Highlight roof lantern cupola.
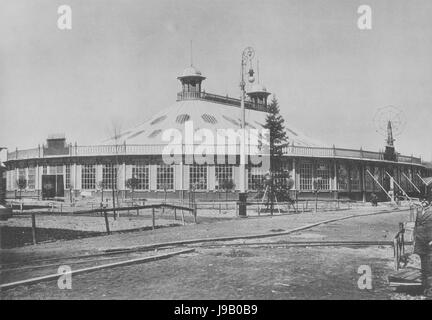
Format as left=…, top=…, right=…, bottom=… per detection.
left=246, top=60, right=271, bottom=108
left=177, top=41, right=206, bottom=100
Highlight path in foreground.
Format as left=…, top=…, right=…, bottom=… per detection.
left=2, top=207, right=419, bottom=299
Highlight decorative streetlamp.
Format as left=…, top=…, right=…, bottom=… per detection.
left=238, top=47, right=255, bottom=217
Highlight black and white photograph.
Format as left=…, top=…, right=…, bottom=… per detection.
left=1, top=0, right=432, bottom=307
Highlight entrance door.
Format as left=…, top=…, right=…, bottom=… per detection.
left=42, top=175, right=65, bottom=199
left=42, top=175, right=56, bottom=199
left=56, top=175, right=64, bottom=197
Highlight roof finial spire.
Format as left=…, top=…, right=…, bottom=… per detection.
left=386, top=120, right=395, bottom=147
left=257, top=59, right=260, bottom=83
left=190, top=40, right=193, bottom=67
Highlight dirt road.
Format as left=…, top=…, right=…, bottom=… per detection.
left=1, top=207, right=424, bottom=299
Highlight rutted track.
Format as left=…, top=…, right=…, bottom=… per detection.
left=0, top=248, right=195, bottom=290
left=0, top=208, right=408, bottom=291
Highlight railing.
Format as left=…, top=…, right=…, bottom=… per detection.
left=176, top=91, right=268, bottom=112
left=398, top=155, right=416, bottom=163
left=7, top=144, right=423, bottom=165
left=362, top=150, right=383, bottom=160
left=7, top=148, right=40, bottom=160
left=283, top=146, right=334, bottom=157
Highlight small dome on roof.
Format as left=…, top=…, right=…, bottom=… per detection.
left=248, top=83, right=267, bottom=93
left=178, top=65, right=205, bottom=79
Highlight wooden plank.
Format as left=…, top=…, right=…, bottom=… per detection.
left=0, top=248, right=195, bottom=290
left=404, top=270, right=422, bottom=281
left=388, top=268, right=414, bottom=278
left=388, top=268, right=422, bottom=283
left=393, top=268, right=418, bottom=278
left=389, top=282, right=422, bottom=287
left=70, top=203, right=194, bottom=215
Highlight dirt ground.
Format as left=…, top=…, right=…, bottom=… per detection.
left=1, top=246, right=396, bottom=300
left=0, top=206, right=428, bottom=300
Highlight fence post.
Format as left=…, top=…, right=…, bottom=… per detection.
left=393, top=238, right=399, bottom=271
left=181, top=208, right=185, bottom=226
left=104, top=209, right=110, bottom=235
left=152, top=207, right=155, bottom=230
left=193, top=203, right=197, bottom=224
left=174, top=208, right=177, bottom=220
left=31, top=212, right=37, bottom=245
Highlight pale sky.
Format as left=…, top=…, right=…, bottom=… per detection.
left=1, top=0, right=432, bottom=162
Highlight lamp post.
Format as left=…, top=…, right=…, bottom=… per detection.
left=264, top=172, right=273, bottom=215
left=238, top=47, right=255, bottom=217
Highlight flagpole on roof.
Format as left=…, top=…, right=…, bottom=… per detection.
left=190, top=40, right=193, bottom=66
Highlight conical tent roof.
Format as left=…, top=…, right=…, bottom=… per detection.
left=103, top=99, right=326, bottom=147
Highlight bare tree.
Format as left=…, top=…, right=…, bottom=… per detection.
left=16, top=177, right=27, bottom=199
left=97, top=179, right=109, bottom=203
left=69, top=182, right=74, bottom=203
left=220, top=179, right=235, bottom=210
left=106, top=120, right=123, bottom=219
left=126, top=177, right=139, bottom=203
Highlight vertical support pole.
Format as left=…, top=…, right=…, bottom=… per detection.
left=394, top=237, right=399, bottom=271
left=238, top=51, right=248, bottom=218
left=193, top=203, right=197, bottom=224
left=315, top=193, right=318, bottom=213
left=361, top=164, right=366, bottom=203
left=174, top=207, right=177, bottom=220
left=104, top=210, right=110, bottom=235
left=181, top=209, right=185, bottom=225
left=152, top=207, right=155, bottom=230
left=333, top=160, right=338, bottom=200
left=292, top=158, right=297, bottom=191
left=31, top=212, right=37, bottom=245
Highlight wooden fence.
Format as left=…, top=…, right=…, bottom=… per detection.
left=24, top=203, right=196, bottom=245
